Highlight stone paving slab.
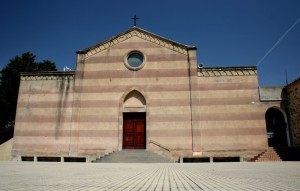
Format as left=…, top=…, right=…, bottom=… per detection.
left=0, top=162, right=299, bottom=190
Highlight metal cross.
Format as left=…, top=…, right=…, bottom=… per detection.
left=131, top=15, right=139, bottom=26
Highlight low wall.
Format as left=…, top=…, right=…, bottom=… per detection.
left=0, top=138, right=13, bottom=161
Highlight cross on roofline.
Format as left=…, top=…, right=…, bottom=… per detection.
left=131, top=15, right=139, bottom=27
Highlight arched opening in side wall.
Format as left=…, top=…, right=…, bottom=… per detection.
left=265, top=107, right=290, bottom=147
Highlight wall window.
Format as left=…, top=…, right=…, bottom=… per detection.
left=125, top=51, right=145, bottom=70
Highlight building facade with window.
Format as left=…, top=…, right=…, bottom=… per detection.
left=12, top=27, right=295, bottom=162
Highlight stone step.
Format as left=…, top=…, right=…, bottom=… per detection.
left=251, top=147, right=300, bottom=162
left=92, top=149, right=173, bottom=163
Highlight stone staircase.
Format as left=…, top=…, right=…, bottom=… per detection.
left=250, top=147, right=300, bottom=162
left=92, top=149, right=174, bottom=163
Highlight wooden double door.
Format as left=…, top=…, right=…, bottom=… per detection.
left=123, top=112, right=146, bottom=149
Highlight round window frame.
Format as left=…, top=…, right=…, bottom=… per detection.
left=124, top=51, right=146, bottom=71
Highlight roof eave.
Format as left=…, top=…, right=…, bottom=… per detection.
left=76, top=26, right=196, bottom=54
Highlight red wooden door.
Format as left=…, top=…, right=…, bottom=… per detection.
left=123, top=113, right=146, bottom=149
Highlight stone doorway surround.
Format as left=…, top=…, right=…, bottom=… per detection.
left=118, top=89, right=147, bottom=150
left=265, top=107, right=291, bottom=147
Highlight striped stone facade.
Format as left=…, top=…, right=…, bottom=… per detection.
left=193, top=67, right=267, bottom=157
left=12, top=27, right=268, bottom=161
left=13, top=72, right=75, bottom=157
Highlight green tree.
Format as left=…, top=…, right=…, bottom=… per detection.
left=0, top=52, right=57, bottom=144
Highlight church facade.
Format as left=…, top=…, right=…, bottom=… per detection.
left=12, top=27, right=291, bottom=162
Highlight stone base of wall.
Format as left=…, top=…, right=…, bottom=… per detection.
left=190, top=150, right=265, bottom=162
left=0, top=138, right=13, bottom=161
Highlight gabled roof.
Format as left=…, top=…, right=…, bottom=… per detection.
left=76, top=27, right=196, bottom=57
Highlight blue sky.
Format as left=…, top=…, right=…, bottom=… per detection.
left=0, top=0, right=299, bottom=86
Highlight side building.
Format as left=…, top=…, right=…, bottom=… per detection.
left=285, top=78, right=300, bottom=147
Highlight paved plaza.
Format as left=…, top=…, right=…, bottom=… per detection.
left=0, top=161, right=299, bottom=191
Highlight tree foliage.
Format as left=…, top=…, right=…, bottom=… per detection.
left=0, top=52, right=57, bottom=144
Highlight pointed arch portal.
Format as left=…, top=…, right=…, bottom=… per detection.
left=265, top=108, right=289, bottom=147
left=122, top=90, right=146, bottom=149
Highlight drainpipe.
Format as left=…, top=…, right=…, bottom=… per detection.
left=187, top=49, right=194, bottom=152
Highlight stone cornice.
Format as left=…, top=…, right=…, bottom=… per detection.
left=76, top=27, right=196, bottom=58
left=21, top=71, right=75, bottom=81
left=198, top=66, right=257, bottom=77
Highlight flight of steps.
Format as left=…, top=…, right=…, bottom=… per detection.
left=250, top=147, right=300, bottom=162
left=92, top=149, right=174, bottom=163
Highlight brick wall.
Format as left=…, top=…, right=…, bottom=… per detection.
left=286, top=79, right=300, bottom=147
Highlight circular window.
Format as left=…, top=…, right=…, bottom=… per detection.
left=125, top=51, right=145, bottom=70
